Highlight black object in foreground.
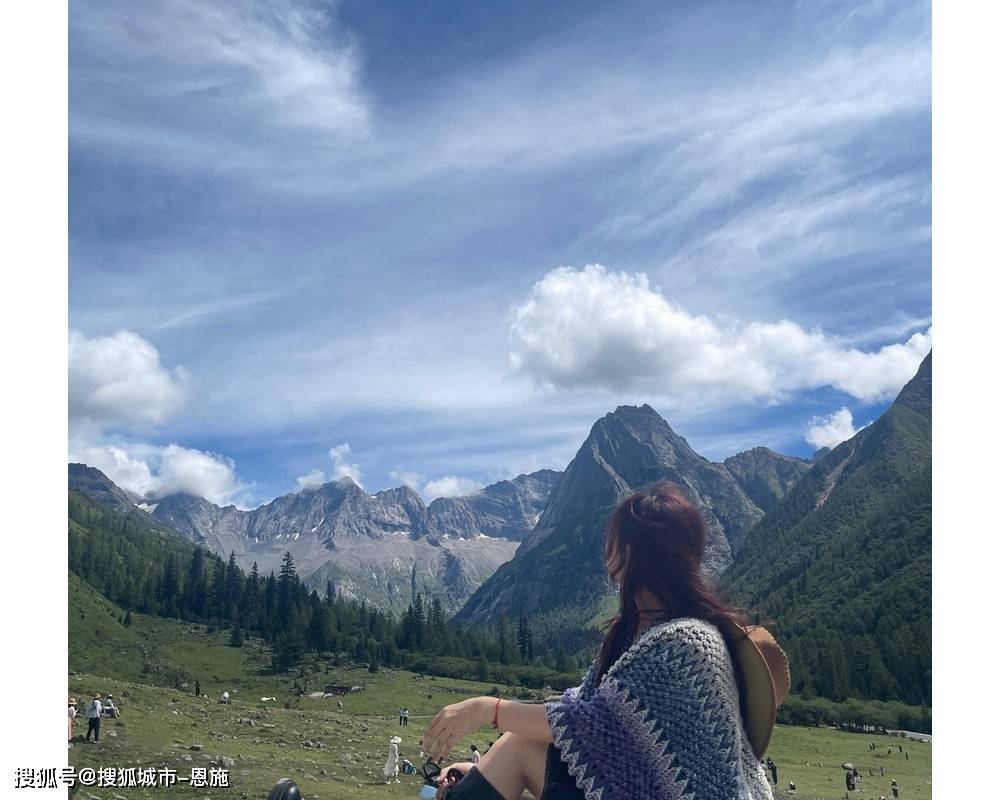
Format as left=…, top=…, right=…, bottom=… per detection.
left=267, top=778, right=301, bottom=800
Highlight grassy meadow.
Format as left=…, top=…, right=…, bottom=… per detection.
left=69, top=579, right=931, bottom=800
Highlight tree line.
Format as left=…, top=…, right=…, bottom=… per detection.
left=68, top=491, right=585, bottom=688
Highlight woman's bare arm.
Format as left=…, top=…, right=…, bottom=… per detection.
left=422, top=697, right=553, bottom=762
left=493, top=698, right=553, bottom=743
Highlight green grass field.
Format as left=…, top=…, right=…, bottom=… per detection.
left=69, top=578, right=931, bottom=799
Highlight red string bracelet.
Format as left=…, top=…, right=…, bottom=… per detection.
left=492, top=697, right=503, bottom=730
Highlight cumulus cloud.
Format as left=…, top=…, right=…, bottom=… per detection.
left=295, top=443, right=364, bottom=491
left=70, top=329, right=188, bottom=431
left=509, top=265, right=931, bottom=403
left=805, top=408, right=861, bottom=450
left=70, top=441, right=250, bottom=507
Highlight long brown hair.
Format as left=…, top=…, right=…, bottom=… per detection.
left=594, top=481, right=745, bottom=681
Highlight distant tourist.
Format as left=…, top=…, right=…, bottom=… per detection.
left=195, top=680, right=200, bottom=697
left=337, top=699, right=344, bottom=712
left=104, top=694, right=119, bottom=718
left=881, top=766, right=885, bottom=777
left=470, top=745, right=481, bottom=765
left=891, top=778, right=899, bottom=798
left=402, top=707, right=410, bottom=726
left=788, top=781, right=796, bottom=792
left=420, top=483, right=790, bottom=800
left=383, top=735, right=402, bottom=784
left=68, top=697, right=77, bottom=746
left=766, top=756, right=778, bottom=784
left=905, top=751, right=908, bottom=760
left=399, top=707, right=405, bottom=726
left=846, top=771, right=856, bottom=791
left=219, top=691, right=230, bottom=704
left=85, top=694, right=102, bottom=742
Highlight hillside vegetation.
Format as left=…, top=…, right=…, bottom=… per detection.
left=723, top=355, right=931, bottom=707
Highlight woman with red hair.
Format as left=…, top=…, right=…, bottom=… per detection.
left=424, top=481, right=789, bottom=800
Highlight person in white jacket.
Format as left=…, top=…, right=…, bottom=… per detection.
left=68, top=698, right=77, bottom=747
left=383, top=735, right=402, bottom=784
left=85, top=695, right=102, bottom=742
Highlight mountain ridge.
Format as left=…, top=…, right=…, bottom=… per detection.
left=68, top=465, right=561, bottom=615
left=454, top=403, right=774, bottom=627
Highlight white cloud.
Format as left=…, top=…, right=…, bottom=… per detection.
left=295, top=442, right=364, bottom=491
left=805, top=408, right=860, bottom=451
left=70, top=441, right=250, bottom=507
left=509, top=265, right=931, bottom=403
left=71, top=0, right=369, bottom=176
left=294, top=469, right=327, bottom=492
left=328, top=443, right=363, bottom=484
left=69, top=329, right=188, bottom=431
left=388, top=469, right=483, bottom=502
left=422, top=476, right=484, bottom=502
left=389, top=470, right=426, bottom=490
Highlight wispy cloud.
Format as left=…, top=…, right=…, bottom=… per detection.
left=71, top=0, right=369, bottom=173
left=69, top=1, right=930, bottom=501
left=294, top=443, right=363, bottom=491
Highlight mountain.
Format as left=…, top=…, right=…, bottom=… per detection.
left=68, top=466, right=561, bottom=615
left=67, top=463, right=188, bottom=536
left=722, top=352, right=931, bottom=706
left=722, top=447, right=813, bottom=513
left=425, top=470, right=561, bottom=540
left=454, top=404, right=767, bottom=627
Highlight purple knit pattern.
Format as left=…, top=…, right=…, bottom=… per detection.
left=545, top=618, right=774, bottom=800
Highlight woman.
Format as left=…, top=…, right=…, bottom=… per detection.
left=423, top=481, right=789, bottom=800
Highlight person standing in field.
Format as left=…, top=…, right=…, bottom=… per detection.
left=85, top=694, right=102, bottom=742
left=890, top=778, right=899, bottom=798
left=68, top=697, right=77, bottom=746
left=403, top=707, right=410, bottom=726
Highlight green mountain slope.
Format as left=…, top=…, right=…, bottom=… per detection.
left=722, top=353, right=931, bottom=706
left=69, top=570, right=262, bottom=690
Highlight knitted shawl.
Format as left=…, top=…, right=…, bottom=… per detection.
left=545, top=617, right=774, bottom=800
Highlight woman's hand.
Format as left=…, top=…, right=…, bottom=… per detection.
left=422, top=697, right=492, bottom=762
left=436, top=762, right=474, bottom=784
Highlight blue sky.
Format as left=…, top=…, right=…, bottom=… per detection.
left=68, top=0, right=931, bottom=508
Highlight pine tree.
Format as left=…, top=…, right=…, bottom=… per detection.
left=158, top=554, right=180, bottom=615
left=498, top=612, right=511, bottom=664
left=412, top=593, right=426, bottom=650
left=123, top=609, right=133, bottom=627
left=306, top=593, right=329, bottom=653
left=277, top=551, right=298, bottom=628
left=230, top=624, right=244, bottom=648
left=185, top=549, right=209, bottom=618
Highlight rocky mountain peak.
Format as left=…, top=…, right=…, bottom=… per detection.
left=455, top=404, right=764, bottom=626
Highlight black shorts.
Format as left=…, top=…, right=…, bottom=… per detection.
left=541, top=745, right=586, bottom=800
